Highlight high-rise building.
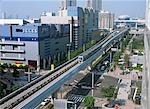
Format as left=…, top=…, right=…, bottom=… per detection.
left=86, top=0, right=102, bottom=11
left=98, top=11, right=114, bottom=30
left=142, top=0, right=150, bottom=109
left=61, top=0, right=77, bottom=9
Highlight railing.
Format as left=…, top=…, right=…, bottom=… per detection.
left=0, top=49, right=25, bottom=53
left=0, top=56, right=25, bottom=61
left=0, top=42, right=25, bottom=46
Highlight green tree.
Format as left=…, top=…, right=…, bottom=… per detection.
left=12, top=69, right=19, bottom=77
left=101, top=86, right=116, bottom=100
left=113, top=51, right=121, bottom=64
left=0, top=67, right=4, bottom=73
left=84, top=96, right=95, bottom=109
left=124, top=54, right=129, bottom=68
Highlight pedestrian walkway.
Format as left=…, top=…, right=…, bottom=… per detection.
left=117, top=79, right=131, bottom=100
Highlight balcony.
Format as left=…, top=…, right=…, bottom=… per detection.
left=0, top=56, right=25, bottom=61
left=0, top=49, right=25, bottom=53
left=0, top=42, right=25, bottom=46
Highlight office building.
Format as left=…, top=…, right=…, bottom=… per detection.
left=86, top=0, right=102, bottom=11
left=98, top=11, right=114, bottom=30
left=142, top=0, right=150, bottom=109
left=0, top=24, right=69, bottom=71
left=61, top=0, right=77, bottom=9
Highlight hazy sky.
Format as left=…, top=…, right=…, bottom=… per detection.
left=0, top=0, right=146, bottom=19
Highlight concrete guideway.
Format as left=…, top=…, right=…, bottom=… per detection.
left=0, top=29, right=129, bottom=109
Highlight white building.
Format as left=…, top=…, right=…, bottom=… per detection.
left=98, top=11, right=114, bottom=30
left=86, top=0, right=102, bottom=11
left=0, top=19, right=26, bottom=25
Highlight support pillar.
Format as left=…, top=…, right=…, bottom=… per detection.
left=91, top=72, right=94, bottom=97
left=37, top=56, right=40, bottom=72
left=110, top=51, right=112, bottom=67
left=135, top=22, right=138, bottom=29
left=110, top=51, right=112, bottom=63
left=28, top=73, right=31, bottom=83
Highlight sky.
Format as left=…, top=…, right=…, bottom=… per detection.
left=0, top=0, right=146, bottom=19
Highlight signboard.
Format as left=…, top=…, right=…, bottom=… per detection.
left=51, top=64, right=55, bottom=71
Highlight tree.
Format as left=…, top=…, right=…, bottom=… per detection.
left=124, top=54, right=129, bottom=68
left=101, top=86, right=116, bottom=101
left=0, top=67, right=4, bottom=73
left=113, top=51, right=121, bottom=64
left=12, top=69, right=19, bottom=77
left=84, top=96, right=95, bottom=109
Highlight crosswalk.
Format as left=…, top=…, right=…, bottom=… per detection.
left=67, top=94, right=85, bottom=103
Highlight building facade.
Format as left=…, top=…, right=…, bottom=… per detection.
left=61, top=0, right=77, bottom=9
left=86, top=0, right=102, bottom=11
left=98, top=11, right=114, bottom=30
left=0, top=24, right=69, bottom=71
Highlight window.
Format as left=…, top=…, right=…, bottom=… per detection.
left=55, top=48, right=59, bottom=51
left=13, top=45, right=18, bottom=50
left=16, top=29, right=23, bottom=32
left=55, top=42, right=59, bottom=44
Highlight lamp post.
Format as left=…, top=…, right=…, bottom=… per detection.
left=67, top=43, right=71, bottom=61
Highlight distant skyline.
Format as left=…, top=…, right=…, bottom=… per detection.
left=0, top=0, right=146, bottom=19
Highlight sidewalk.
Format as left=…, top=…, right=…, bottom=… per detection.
left=117, top=79, right=131, bottom=100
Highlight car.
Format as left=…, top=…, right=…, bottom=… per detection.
left=44, top=98, right=51, bottom=102
left=100, top=66, right=106, bottom=71
left=41, top=98, right=51, bottom=106
left=41, top=101, right=47, bottom=106
left=78, top=55, right=84, bottom=62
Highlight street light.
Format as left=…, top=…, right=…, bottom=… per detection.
left=67, top=43, right=71, bottom=61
